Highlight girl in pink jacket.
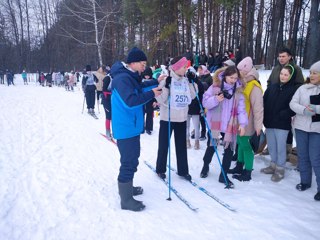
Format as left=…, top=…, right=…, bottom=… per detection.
left=200, top=66, right=248, bottom=188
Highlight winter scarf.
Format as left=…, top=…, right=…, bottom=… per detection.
left=210, top=84, right=240, bottom=151
left=243, top=80, right=263, bottom=116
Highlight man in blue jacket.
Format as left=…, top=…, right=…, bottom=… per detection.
left=111, top=47, right=162, bottom=211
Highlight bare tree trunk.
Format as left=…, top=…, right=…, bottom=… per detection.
left=25, top=0, right=31, bottom=70
left=195, top=1, right=200, bottom=53
left=299, top=2, right=308, bottom=66
left=240, top=0, right=247, bottom=56
left=220, top=7, right=225, bottom=52
left=199, top=0, right=205, bottom=51
left=206, top=0, right=212, bottom=53
left=246, top=0, right=255, bottom=59
left=266, top=0, right=285, bottom=68
left=16, top=0, right=24, bottom=69
left=303, top=0, right=320, bottom=67
left=212, top=2, right=219, bottom=53
left=255, top=0, right=264, bottom=64
left=276, top=1, right=285, bottom=58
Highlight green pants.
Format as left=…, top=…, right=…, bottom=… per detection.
left=237, top=135, right=254, bottom=170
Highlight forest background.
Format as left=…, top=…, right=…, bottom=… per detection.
left=0, top=0, right=319, bottom=73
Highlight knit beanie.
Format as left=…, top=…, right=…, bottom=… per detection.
left=237, top=56, right=253, bottom=74
left=127, top=47, right=147, bottom=64
left=310, top=61, right=320, bottom=73
left=86, top=65, right=91, bottom=71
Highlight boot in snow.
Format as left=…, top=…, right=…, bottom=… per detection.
left=199, top=131, right=206, bottom=141
left=218, top=174, right=234, bottom=189
left=260, top=162, right=276, bottom=174
left=200, top=163, right=209, bottom=178
left=228, top=161, right=244, bottom=174
left=296, top=183, right=311, bottom=191
left=271, top=167, right=285, bottom=182
left=118, top=181, right=145, bottom=211
left=233, top=169, right=252, bottom=182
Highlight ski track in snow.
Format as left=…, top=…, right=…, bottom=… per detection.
left=0, top=72, right=320, bottom=240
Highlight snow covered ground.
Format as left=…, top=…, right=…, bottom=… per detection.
left=0, top=70, right=319, bottom=240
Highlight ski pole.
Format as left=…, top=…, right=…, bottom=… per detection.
left=167, top=92, right=172, bottom=201
left=190, top=79, right=230, bottom=188
left=82, top=94, right=86, bottom=114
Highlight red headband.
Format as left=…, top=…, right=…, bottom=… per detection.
left=171, top=57, right=188, bottom=71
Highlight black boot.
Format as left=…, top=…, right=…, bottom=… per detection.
left=118, top=181, right=145, bottom=211
left=232, top=169, right=252, bottom=182
left=218, top=174, right=234, bottom=189
left=200, top=146, right=214, bottom=178
left=199, top=131, right=206, bottom=141
left=228, top=161, right=244, bottom=174
left=200, top=163, right=209, bottom=178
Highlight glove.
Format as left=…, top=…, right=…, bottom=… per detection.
left=165, top=76, right=171, bottom=89
left=303, top=108, right=316, bottom=116
left=186, top=70, right=196, bottom=83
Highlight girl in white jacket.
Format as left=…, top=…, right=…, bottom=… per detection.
left=155, top=56, right=197, bottom=181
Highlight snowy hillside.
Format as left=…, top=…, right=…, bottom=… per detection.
left=0, top=70, right=319, bottom=240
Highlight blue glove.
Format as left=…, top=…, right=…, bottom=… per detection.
left=303, top=108, right=316, bottom=116
left=186, top=70, right=196, bottom=83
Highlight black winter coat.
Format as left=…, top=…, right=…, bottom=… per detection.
left=263, top=80, right=300, bottom=130
left=199, top=54, right=208, bottom=65
left=188, top=78, right=204, bottom=115
left=199, top=73, right=212, bottom=91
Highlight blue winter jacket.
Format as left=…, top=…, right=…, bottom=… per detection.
left=111, top=61, right=158, bottom=139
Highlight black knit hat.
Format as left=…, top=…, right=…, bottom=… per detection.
left=86, top=65, right=91, bottom=71
left=127, top=47, right=147, bottom=64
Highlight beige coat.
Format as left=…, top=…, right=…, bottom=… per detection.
left=93, top=71, right=105, bottom=91
left=242, top=68, right=264, bottom=136
left=156, top=70, right=197, bottom=122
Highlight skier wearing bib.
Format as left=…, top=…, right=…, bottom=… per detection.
left=155, top=56, right=197, bottom=181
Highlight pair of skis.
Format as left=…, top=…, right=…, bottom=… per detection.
left=144, top=161, right=236, bottom=212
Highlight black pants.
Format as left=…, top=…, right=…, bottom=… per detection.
left=200, top=115, right=206, bottom=135
left=117, top=135, right=140, bottom=183
left=97, top=90, right=102, bottom=101
left=286, top=129, right=293, bottom=145
left=145, top=111, right=153, bottom=131
left=102, top=94, right=112, bottom=120
left=156, top=120, right=189, bottom=176
left=203, top=132, right=233, bottom=176
left=85, top=85, right=96, bottom=109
